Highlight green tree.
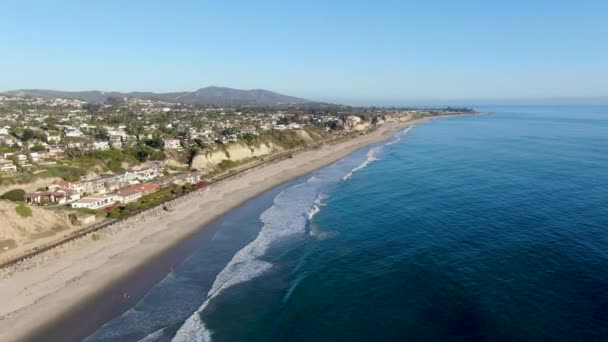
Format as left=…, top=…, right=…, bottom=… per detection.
left=1, top=189, right=26, bottom=202
left=30, top=144, right=46, bottom=152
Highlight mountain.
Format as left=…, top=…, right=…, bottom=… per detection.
left=2, top=86, right=311, bottom=106
left=172, top=87, right=309, bottom=106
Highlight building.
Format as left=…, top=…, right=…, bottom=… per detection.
left=70, top=194, right=118, bottom=209
left=64, top=127, right=83, bottom=138
left=26, top=191, right=67, bottom=205
left=173, top=172, right=202, bottom=186
left=126, top=183, right=158, bottom=195
left=135, top=167, right=160, bottom=182
left=51, top=180, right=85, bottom=194
left=92, top=141, right=110, bottom=150
left=46, top=132, right=61, bottom=143
left=115, top=189, right=142, bottom=204
left=81, top=178, right=107, bottom=194
left=163, top=139, right=181, bottom=149
left=0, top=160, right=17, bottom=173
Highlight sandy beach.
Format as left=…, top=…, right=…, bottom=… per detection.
left=0, top=117, right=435, bottom=341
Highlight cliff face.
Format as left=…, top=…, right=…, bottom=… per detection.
left=0, top=201, right=76, bottom=263
left=190, top=141, right=277, bottom=171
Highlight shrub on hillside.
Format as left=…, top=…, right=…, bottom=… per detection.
left=1, top=189, right=26, bottom=202
left=15, top=205, right=32, bottom=218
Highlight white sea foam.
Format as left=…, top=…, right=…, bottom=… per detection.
left=171, top=128, right=419, bottom=341
left=342, top=146, right=382, bottom=181
left=385, top=125, right=414, bottom=146
left=306, top=193, right=327, bottom=220
left=343, top=125, right=415, bottom=181
left=173, top=177, right=331, bottom=341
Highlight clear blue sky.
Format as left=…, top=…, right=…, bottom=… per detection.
left=1, top=0, right=607, bottom=105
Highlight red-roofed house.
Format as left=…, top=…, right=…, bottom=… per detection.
left=126, top=183, right=159, bottom=195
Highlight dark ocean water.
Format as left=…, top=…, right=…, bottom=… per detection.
left=88, top=106, right=608, bottom=341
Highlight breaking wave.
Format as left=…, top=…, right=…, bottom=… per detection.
left=173, top=178, right=338, bottom=341
left=172, top=127, right=416, bottom=341
left=343, top=126, right=415, bottom=181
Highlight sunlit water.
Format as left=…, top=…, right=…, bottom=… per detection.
left=87, top=106, right=608, bottom=341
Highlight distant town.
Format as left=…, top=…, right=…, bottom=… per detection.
left=0, top=90, right=473, bottom=256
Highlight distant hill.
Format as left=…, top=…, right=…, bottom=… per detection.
left=3, top=86, right=311, bottom=106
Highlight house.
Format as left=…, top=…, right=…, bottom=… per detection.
left=126, top=183, right=159, bottom=195
left=116, top=170, right=138, bottom=185
left=81, top=178, right=107, bottom=194
left=0, top=160, right=17, bottom=173
left=46, top=132, right=61, bottom=143
left=92, top=141, right=110, bottom=150
left=26, top=191, right=67, bottom=205
left=70, top=194, right=118, bottom=209
left=60, top=188, right=81, bottom=201
left=135, top=167, right=160, bottom=182
left=345, top=115, right=362, bottom=128
left=152, top=176, right=174, bottom=187
left=163, top=139, right=181, bottom=149
left=100, top=174, right=123, bottom=192
left=51, top=180, right=85, bottom=194
left=64, top=127, right=83, bottom=138
left=173, top=172, right=202, bottom=186
left=29, top=152, right=43, bottom=162
left=115, top=189, right=142, bottom=204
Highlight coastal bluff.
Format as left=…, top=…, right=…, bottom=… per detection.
left=190, top=141, right=277, bottom=170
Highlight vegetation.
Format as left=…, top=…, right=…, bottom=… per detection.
left=218, top=159, right=238, bottom=170
left=1, top=189, right=26, bottom=202
left=15, top=204, right=32, bottom=218
left=38, top=165, right=86, bottom=181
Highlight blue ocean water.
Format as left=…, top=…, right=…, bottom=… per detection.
left=88, top=106, right=608, bottom=341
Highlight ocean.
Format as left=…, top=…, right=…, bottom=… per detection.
left=86, top=106, right=608, bottom=341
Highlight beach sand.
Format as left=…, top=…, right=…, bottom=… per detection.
left=0, top=118, right=433, bottom=341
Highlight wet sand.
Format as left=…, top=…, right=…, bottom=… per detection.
left=0, top=118, right=437, bottom=342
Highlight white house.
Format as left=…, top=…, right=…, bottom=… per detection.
left=46, top=132, right=61, bottom=143
left=93, top=141, right=110, bottom=150
left=64, top=128, right=84, bottom=138
left=115, top=189, right=141, bottom=204
left=164, top=139, right=181, bottom=149
left=70, top=194, right=118, bottom=209
left=0, top=160, right=17, bottom=173
left=135, top=167, right=160, bottom=182
left=29, top=152, right=43, bottom=162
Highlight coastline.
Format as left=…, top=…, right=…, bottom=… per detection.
left=0, top=116, right=448, bottom=341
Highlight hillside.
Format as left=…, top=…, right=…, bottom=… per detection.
left=0, top=201, right=85, bottom=264
left=3, top=86, right=311, bottom=106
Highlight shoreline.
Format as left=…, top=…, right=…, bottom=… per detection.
left=0, top=115, right=456, bottom=341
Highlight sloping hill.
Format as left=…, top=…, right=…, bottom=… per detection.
left=3, top=86, right=310, bottom=106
